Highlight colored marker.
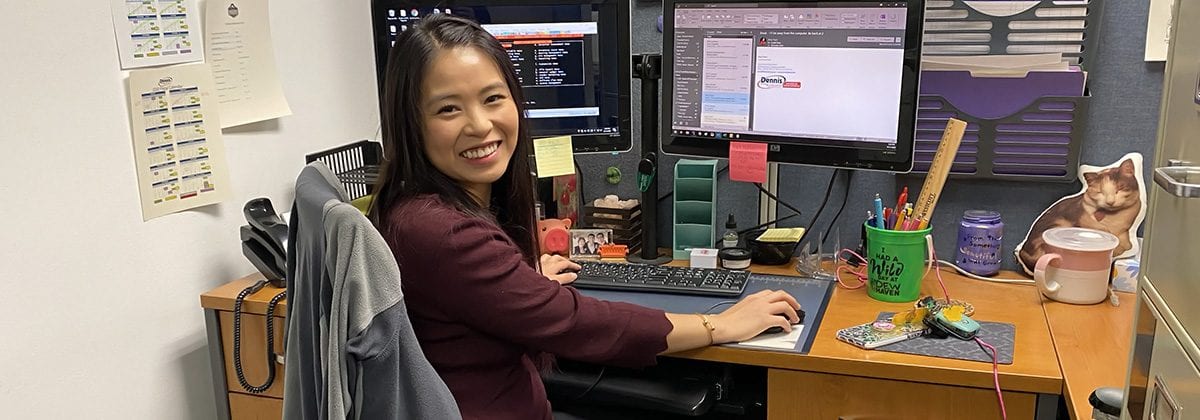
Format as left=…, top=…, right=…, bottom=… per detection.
left=873, top=194, right=885, bottom=229
left=895, top=206, right=907, bottom=230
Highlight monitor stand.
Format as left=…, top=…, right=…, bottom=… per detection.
left=627, top=53, right=672, bottom=265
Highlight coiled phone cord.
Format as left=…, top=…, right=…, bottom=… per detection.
left=233, top=280, right=287, bottom=394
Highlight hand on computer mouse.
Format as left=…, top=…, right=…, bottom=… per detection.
left=763, top=311, right=805, bottom=335
left=539, top=254, right=581, bottom=285
left=709, top=290, right=801, bottom=343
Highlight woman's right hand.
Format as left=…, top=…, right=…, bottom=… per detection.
left=710, top=290, right=801, bottom=343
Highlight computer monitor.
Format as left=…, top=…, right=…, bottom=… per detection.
left=661, top=0, right=924, bottom=172
left=371, top=0, right=633, bottom=154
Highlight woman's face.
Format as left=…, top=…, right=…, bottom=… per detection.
left=419, top=46, right=518, bottom=200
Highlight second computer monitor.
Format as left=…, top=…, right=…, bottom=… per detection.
left=371, top=0, right=633, bottom=154
left=662, top=0, right=924, bottom=172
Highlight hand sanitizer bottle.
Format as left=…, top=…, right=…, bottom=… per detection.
left=722, top=214, right=739, bottom=248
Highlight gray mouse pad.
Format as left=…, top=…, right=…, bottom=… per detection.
left=874, top=312, right=1015, bottom=364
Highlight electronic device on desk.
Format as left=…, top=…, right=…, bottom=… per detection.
left=571, top=260, right=749, bottom=297
left=240, top=197, right=287, bottom=288
left=370, top=0, right=632, bottom=154
left=660, top=0, right=925, bottom=172
left=235, top=198, right=288, bottom=394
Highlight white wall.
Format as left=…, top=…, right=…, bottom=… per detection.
left=0, top=1, right=380, bottom=417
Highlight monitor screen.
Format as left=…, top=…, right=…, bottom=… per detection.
left=371, top=0, right=632, bottom=153
left=661, top=0, right=923, bottom=171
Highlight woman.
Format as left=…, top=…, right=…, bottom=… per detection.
left=369, top=14, right=800, bottom=420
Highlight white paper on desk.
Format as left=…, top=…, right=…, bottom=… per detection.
left=737, top=326, right=804, bottom=350
left=110, top=0, right=205, bottom=69
left=204, top=0, right=292, bottom=128
left=128, top=63, right=232, bottom=221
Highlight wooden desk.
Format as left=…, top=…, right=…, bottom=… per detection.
left=670, top=263, right=1062, bottom=419
left=201, top=264, right=1083, bottom=420
left=1042, top=293, right=1137, bottom=419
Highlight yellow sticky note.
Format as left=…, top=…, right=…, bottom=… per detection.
left=533, top=135, right=575, bottom=178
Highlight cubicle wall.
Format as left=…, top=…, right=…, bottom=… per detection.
left=576, top=0, right=1163, bottom=271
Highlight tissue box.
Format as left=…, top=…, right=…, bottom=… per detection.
left=690, top=248, right=719, bottom=269
left=1112, top=258, right=1140, bottom=293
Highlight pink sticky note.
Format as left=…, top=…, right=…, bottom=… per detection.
left=728, top=141, right=767, bottom=183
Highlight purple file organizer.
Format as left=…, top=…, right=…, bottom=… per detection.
left=912, top=70, right=1090, bottom=182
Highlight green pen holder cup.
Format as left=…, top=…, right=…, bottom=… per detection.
left=864, top=222, right=932, bottom=303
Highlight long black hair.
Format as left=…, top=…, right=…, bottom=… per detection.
left=369, top=14, right=539, bottom=264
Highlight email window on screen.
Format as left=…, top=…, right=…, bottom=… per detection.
left=674, top=4, right=908, bottom=145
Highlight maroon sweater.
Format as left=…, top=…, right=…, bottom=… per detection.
left=382, top=196, right=672, bottom=420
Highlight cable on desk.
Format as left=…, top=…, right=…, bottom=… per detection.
left=233, top=280, right=287, bottom=394
left=976, top=337, right=1007, bottom=420
left=932, top=260, right=1034, bottom=284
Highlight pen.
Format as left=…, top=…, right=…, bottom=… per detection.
left=895, top=187, right=908, bottom=219
left=895, top=206, right=907, bottom=230
left=866, top=211, right=877, bottom=227
left=873, top=194, right=885, bottom=229
left=883, top=207, right=893, bottom=229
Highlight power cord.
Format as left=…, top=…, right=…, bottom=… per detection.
left=820, top=170, right=853, bottom=245
left=233, top=280, right=287, bottom=394
left=933, top=260, right=1034, bottom=284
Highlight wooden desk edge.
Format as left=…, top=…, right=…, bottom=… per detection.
left=670, top=343, right=1063, bottom=394
left=1041, top=294, right=1137, bottom=420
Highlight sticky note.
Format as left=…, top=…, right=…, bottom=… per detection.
left=729, top=141, right=767, bottom=183
left=533, top=135, right=575, bottom=178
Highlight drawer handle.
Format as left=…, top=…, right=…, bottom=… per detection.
left=1154, top=166, right=1200, bottom=198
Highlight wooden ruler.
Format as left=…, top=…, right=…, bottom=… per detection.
left=911, top=118, right=967, bottom=228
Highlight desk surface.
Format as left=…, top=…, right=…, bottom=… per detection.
left=1042, top=293, right=1136, bottom=419
left=202, top=261, right=1064, bottom=395
left=670, top=262, right=1064, bottom=395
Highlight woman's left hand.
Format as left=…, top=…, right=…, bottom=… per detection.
left=540, top=254, right=581, bottom=285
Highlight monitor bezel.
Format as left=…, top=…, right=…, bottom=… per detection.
left=660, top=0, right=924, bottom=172
left=370, top=0, right=633, bottom=154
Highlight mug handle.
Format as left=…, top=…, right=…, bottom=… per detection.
left=1035, top=253, right=1063, bottom=298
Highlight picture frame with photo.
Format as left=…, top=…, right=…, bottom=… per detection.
left=569, top=228, right=613, bottom=259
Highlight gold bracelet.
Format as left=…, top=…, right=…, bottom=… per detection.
left=697, top=314, right=715, bottom=346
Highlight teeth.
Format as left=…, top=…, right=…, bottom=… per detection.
left=461, top=142, right=499, bottom=159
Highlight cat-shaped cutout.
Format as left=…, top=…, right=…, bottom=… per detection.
left=1016, top=153, right=1147, bottom=274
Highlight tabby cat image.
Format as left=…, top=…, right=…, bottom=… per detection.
left=1018, top=158, right=1143, bottom=272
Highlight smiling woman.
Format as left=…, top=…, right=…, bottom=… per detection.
left=366, top=13, right=801, bottom=420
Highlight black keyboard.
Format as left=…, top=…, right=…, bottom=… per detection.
left=571, top=260, right=750, bottom=297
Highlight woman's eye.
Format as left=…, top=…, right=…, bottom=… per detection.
left=485, top=94, right=505, bottom=104
left=436, top=105, right=458, bottom=114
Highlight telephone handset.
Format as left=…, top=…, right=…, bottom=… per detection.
left=234, top=198, right=288, bottom=394
left=240, top=197, right=287, bottom=288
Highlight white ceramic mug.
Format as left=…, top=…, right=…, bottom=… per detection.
left=1034, top=227, right=1119, bottom=305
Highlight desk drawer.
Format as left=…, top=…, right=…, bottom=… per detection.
left=767, top=369, right=1036, bottom=420
left=219, top=311, right=286, bottom=398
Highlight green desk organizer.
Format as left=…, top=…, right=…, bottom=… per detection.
left=672, top=159, right=718, bottom=260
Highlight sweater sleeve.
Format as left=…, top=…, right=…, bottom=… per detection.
left=395, top=213, right=672, bottom=368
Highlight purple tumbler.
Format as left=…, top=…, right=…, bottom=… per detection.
left=955, top=210, right=1003, bottom=276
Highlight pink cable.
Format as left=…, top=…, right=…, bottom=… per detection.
left=976, top=337, right=1007, bottom=420
left=835, top=249, right=869, bottom=289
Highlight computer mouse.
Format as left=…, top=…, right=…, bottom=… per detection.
left=763, top=309, right=806, bottom=335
